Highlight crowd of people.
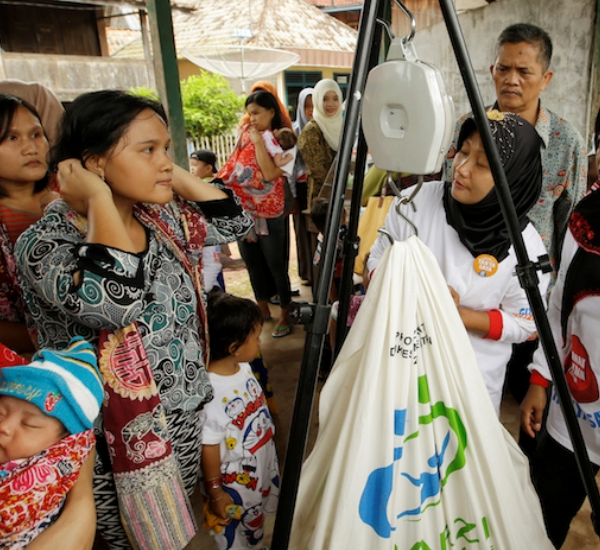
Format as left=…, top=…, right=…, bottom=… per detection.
left=0, top=19, right=598, bottom=550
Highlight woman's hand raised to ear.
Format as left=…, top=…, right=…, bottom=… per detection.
left=171, top=164, right=227, bottom=203
left=57, top=159, right=138, bottom=254
left=57, top=159, right=112, bottom=217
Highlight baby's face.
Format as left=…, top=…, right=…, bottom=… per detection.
left=0, top=395, right=66, bottom=462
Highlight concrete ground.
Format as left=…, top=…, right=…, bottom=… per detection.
left=185, top=234, right=600, bottom=550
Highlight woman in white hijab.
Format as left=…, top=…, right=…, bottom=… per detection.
left=298, top=79, right=343, bottom=207
left=293, top=87, right=314, bottom=136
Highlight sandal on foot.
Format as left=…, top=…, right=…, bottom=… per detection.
left=272, top=324, right=292, bottom=338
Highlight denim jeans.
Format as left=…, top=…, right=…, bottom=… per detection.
left=238, top=216, right=292, bottom=308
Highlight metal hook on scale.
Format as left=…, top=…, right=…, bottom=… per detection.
left=387, top=171, right=422, bottom=237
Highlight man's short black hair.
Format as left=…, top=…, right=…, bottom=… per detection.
left=496, top=23, right=553, bottom=73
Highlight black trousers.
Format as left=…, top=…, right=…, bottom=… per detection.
left=532, top=429, right=600, bottom=548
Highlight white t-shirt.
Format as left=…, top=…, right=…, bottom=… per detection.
left=200, top=362, right=279, bottom=521
left=529, top=229, right=600, bottom=466
left=368, top=181, right=550, bottom=414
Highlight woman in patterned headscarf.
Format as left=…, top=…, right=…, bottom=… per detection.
left=368, top=112, right=550, bottom=415
left=238, top=80, right=293, bottom=130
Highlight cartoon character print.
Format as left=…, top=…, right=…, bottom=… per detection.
left=241, top=503, right=264, bottom=547
left=211, top=373, right=279, bottom=549
left=218, top=486, right=244, bottom=550
left=243, top=409, right=274, bottom=456
left=222, top=394, right=258, bottom=479
left=224, top=397, right=245, bottom=423
left=216, top=488, right=265, bottom=549
left=246, top=377, right=261, bottom=400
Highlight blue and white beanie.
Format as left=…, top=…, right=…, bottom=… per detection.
left=0, top=337, right=103, bottom=434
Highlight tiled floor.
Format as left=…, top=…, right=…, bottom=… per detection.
left=186, top=255, right=600, bottom=549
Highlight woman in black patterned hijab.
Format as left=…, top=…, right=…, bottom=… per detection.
left=444, top=111, right=542, bottom=262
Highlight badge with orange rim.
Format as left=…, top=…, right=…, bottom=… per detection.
left=473, top=254, right=499, bottom=277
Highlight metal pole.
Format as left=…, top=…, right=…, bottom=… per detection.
left=438, top=0, right=600, bottom=537
left=333, top=0, right=388, bottom=359
left=270, top=0, right=385, bottom=547
left=145, top=0, right=188, bottom=168
left=138, top=9, right=156, bottom=91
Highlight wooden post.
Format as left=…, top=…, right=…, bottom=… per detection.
left=139, top=9, right=156, bottom=91
left=589, top=0, right=600, bottom=140
left=145, top=0, right=188, bottom=167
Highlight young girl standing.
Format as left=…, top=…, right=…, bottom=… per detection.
left=201, top=292, right=279, bottom=549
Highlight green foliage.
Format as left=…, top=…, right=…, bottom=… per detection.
left=128, top=86, right=160, bottom=101
left=180, top=72, right=244, bottom=139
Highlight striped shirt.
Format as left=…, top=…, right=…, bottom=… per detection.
left=0, top=204, right=40, bottom=244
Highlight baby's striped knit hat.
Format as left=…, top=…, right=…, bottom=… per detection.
left=0, top=337, right=103, bottom=434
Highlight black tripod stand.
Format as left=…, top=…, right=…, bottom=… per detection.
left=271, top=1, right=600, bottom=548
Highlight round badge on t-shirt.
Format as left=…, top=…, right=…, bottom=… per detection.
left=473, top=254, right=499, bottom=277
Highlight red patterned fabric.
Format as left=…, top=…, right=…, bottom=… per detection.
left=0, top=205, right=39, bottom=244
left=0, top=342, right=27, bottom=368
left=0, top=430, right=94, bottom=549
left=0, top=177, right=58, bottom=335
left=93, top=197, right=206, bottom=549
left=0, top=212, right=26, bottom=324
left=218, top=126, right=285, bottom=219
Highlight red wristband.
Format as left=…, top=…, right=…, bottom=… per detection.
left=484, top=309, right=503, bottom=340
left=530, top=370, right=550, bottom=389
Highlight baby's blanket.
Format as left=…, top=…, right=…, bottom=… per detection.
left=0, top=430, right=94, bottom=549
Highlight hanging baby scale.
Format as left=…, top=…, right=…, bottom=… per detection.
left=362, top=2, right=455, bottom=175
